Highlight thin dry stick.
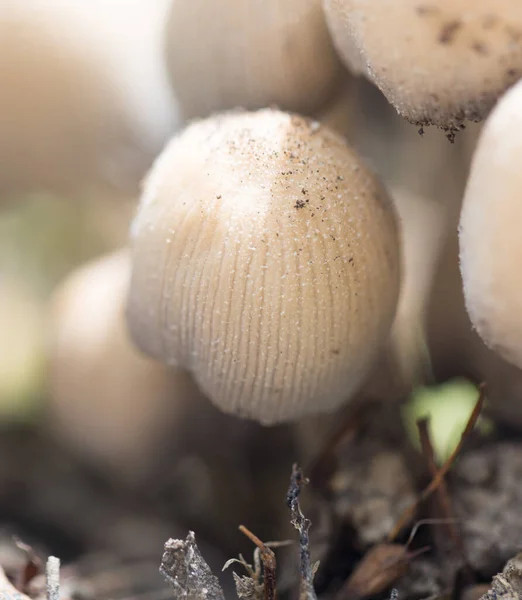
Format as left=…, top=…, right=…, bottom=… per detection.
left=417, top=417, right=464, bottom=553
left=46, top=556, right=60, bottom=600
left=403, top=518, right=461, bottom=551
left=287, top=464, right=317, bottom=600
left=388, top=383, right=486, bottom=542
left=239, top=525, right=277, bottom=600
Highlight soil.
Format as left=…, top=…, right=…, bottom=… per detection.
left=0, top=398, right=521, bottom=600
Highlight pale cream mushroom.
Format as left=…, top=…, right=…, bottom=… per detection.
left=47, top=249, right=204, bottom=481
left=387, top=187, right=447, bottom=384
left=0, top=3, right=172, bottom=198
left=164, top=0, right=344, bottom=121
left=127, top=109, right=401, bottom=425
left=323, top=0, right=522, bottom=136
left=459, top=78, right=522, bottom=371
left=314, top=78, right=359, bottom=140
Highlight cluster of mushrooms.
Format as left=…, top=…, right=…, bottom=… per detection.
left=7, top=0, right=518, bottom=493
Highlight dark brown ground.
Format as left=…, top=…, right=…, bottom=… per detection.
left=1, top=396, right=521, bottom=600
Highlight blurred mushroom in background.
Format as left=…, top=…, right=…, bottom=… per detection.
left=46, top=249, right=297, bottom=551
left=0, top=191, right=138, bottom=428
left=0, top=0, right=178, bottom=426
left=0, top=0, right=177, bottom=200
left=47, top=250, right=191, bottom=483
left=315, top=79, right=359, bottom=140
left=164, top=0, right=347, bottom=122
left=386, top=187, right=448, bottom=386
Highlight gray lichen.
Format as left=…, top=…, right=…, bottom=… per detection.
left=480, top=553, right=522, bottom=600
left=160, top=532, right=225, bottom=600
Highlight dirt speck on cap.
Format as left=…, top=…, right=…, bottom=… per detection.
left=472, top=41, right=488, bottom=55
left=438, top=20, right=462, bottom=44
left=416, top=4, right=439, bottom=17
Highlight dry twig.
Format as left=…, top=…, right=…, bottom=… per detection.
left=388, top=384, right=486, bottom=541
left=46, top=557, right=60, bottom=600
left=238, top=526, right=277, bottom=600
left=417, top=418, right=464, bottom=554
left=287, top=465, right=318, bottom=600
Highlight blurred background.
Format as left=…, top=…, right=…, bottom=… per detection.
left=1, top=2, right=521, bottom=599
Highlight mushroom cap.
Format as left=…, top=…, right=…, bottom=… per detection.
left=323, top=0, right=522, bottom=132
left=459, top=78, right=522, bottom=370
left=127, top=109, right=401, bottom=424
left=165, top=0, right=344, bottom=121
left=0, top=4, right=164, bottom=197
left=48, top=249, right=201, bottom=480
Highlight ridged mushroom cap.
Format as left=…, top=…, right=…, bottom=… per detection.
left=323, top=0, right=522, bottom=134
left=48, top=250, right=202, bottom=479
left=127, top=109, right=401, bottom=424
left=165, top=0, right=344, bottom=121
left=459, top=79, right=522, bottom=370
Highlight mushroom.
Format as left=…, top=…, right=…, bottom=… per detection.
left=322, top=0, right=522, bottom=136
left=127, top=109, right=401, bottom=424
left=314, top=77, right=359, bottom=140
left=459, top=78, right=522, bottom=371
left=0, top=2, right=172, bottom=198
left=387, top=187, right=447, bottom=385
left=47, top=249, right=204, bottom=481
left=164, top=0, right=344, bottom=121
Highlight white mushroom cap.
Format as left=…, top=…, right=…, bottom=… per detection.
left=459, top=78, right=522, bottom=370
left=323, top=0, right=522, bottom=135
left=127, top=109, right=401, bottom=424
left=0, top=2, right=173, bottom=197
left=47, top=249, right=203, bottom=480
left=165, top=0, right=344, bottom=121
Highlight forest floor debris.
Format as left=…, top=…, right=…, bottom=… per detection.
left=1, top=384, right=521, bottom=599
